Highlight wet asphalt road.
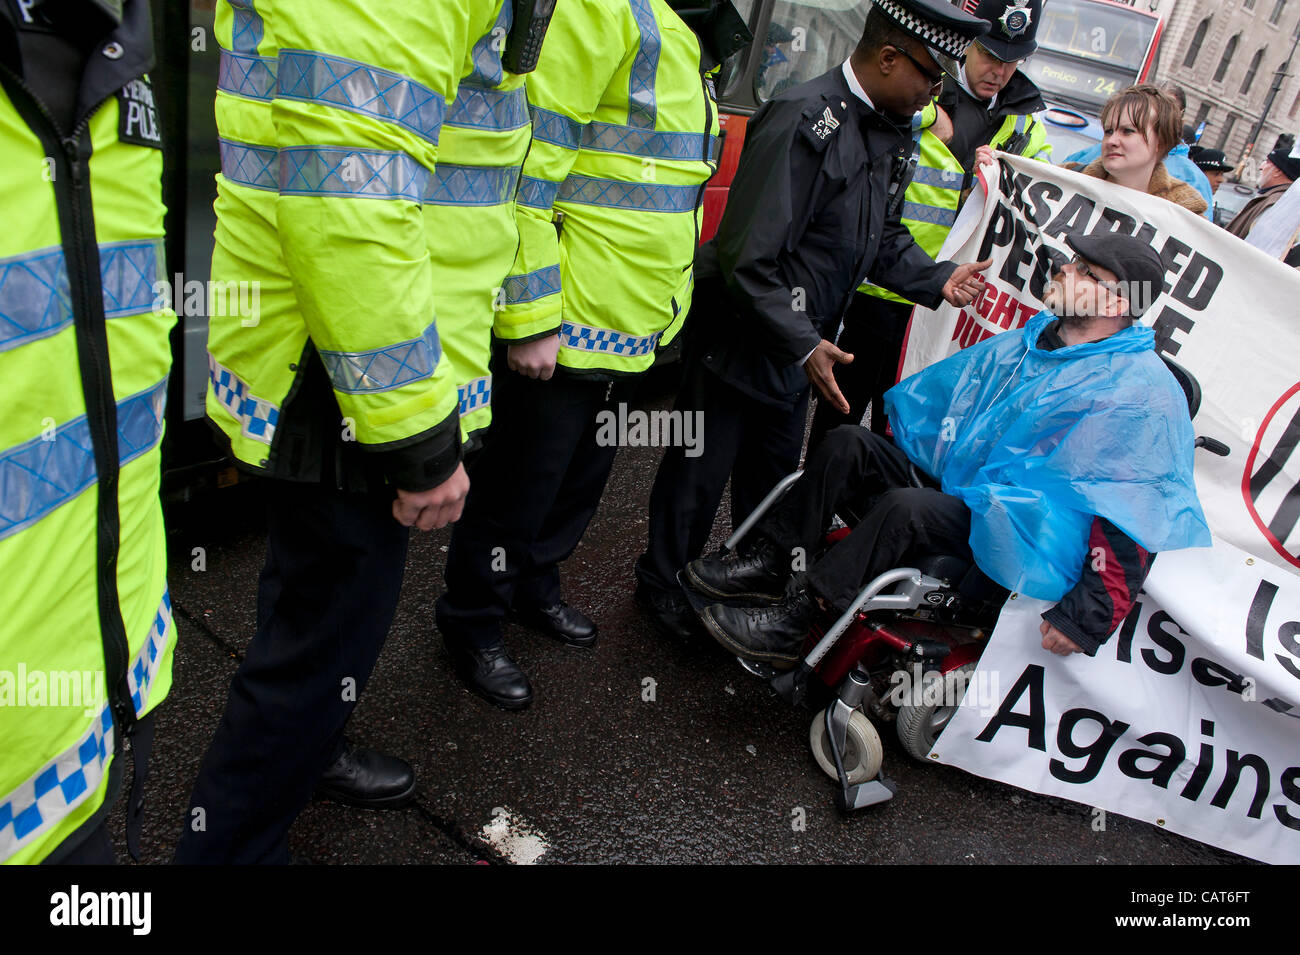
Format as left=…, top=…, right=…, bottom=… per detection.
left=114, top=388, right=1248, bottom=865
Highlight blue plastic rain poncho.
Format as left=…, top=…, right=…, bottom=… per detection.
left=884, top=310, right=1211, bottom=600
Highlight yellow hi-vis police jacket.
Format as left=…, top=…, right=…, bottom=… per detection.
left=497, top=0, right=719, bottom=376
left=861, top=103, right=1050, bottom=306
left=0, top=0, right=176, bottom=864
left=428, top=4, right=530, bottom=444
left=208, top=0, right=505, bottom=485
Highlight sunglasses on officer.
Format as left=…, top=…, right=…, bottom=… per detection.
left=886, top=44, right=945, bottom=93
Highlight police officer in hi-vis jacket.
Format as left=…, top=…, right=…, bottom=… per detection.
left=0, top=0, right=177, bottom=864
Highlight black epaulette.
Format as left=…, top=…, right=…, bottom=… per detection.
left=798, top=96, right=850, bottom=151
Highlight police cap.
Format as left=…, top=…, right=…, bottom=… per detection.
left=1188, top=147, right=1233, bottom=174
left=871, top=0, right=990, bottom=79
left=964, top=0, right=1041, bottom=61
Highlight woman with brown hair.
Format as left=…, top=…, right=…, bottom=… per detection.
left=1063, top=85, right=1208, bottom=216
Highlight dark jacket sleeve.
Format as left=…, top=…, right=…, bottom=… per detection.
left=714, top=99, right=825, bottom=367
left=866, top=213, right=957, bottom=308
left=1042, top=516, right=1153, bottom=655
left=366, top=411, right=463, bottom=492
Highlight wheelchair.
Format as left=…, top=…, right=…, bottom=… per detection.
left=681, top=356, right=1230, bottom=813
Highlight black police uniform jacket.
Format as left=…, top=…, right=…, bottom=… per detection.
left=691, top=65, right=956, bottom=407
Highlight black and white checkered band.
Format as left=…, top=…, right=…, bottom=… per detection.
left=874, top=0, right=975, bottom=61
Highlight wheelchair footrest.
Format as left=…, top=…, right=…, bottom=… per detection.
left=836, top=775, right=898, bottom=812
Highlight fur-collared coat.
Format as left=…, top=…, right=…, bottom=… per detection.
left=1064, top=158, right=1210, bottom=216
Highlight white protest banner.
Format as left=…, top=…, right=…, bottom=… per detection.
left=932, top=538, right=1300, bottom=865
left=899, top=153, right=1300, bottom=578
left=895, top=154, right=1300, bottom=862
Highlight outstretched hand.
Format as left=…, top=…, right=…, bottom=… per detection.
left=803, top=339, right=854, bottom=415
left=941, top=258, right=991, bottom=308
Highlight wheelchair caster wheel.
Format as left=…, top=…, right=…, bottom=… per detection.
left=896, top=662, right=977, bottom=760
left=809, top=708, right=882, bottom=785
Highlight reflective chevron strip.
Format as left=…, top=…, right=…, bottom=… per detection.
left=517, top=175, right=560, bottom=210
left=901, top=200, right=958, bottom=228
left=446, top=83, right=529, bottom=131
left=317, top=320, right=441, bottom=394
left=217, top=48, right=276, bottom=100
left=911, top=164, right=964, bottom=190
left=219, top=138, right=278, bottom=191
left=0, top=378, right=168, bottom=543
left=275, top=49, right=446, bottom=145
left=627, top=0, right=661, bottom=129
left=583, top=120, right=715, bottom=161
left=227, top=0, right=263, bottom=55
left=0, top=239, right=164, bottom=353
left=503, top=265, right=561, bottom=305
left=557, top=174, right=699, bottom=212
left=530, top=106, right=582, bottom=149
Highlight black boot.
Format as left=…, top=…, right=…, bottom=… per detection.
left=635, top=580, right=702, bottom=641
left=685, top=536, right=789, bottom=603
left=701, top=583, right=817, bottom=668
left=315, top=742, right=416, bottom=809
left=510, top=600, right=597, bottom=648
left=441, top=632, right=533, bottom=710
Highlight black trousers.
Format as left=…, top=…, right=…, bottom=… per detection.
left=636, top=358, right=808, bottom=596
left=437, top=364, right=633, bottom=648
left=758, top=426, right=973, bottom=611
left=807, top=294, right=911, bottom=452
left=174, top=479, right=408, bottom=864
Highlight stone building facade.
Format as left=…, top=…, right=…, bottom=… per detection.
left=1140, top=0, right=1300, bottom=171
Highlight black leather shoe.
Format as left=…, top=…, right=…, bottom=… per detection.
left=511, top=600, right=597, bottom=648
left=635, top=580, right=701, bottom=640
left=442, top=634, right=533, bottom=710
left=685, top=537, right=788, bottom=603
left=701, top=586, right=816, bottom=668
left=315, top=745, right=416, bottom=809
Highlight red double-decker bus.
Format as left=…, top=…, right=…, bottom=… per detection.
left=704, top=0, right=1166, bottom=237
left=1029, top=0, right=1164, bottom=156
left=703, top=0, right=873, bottom=241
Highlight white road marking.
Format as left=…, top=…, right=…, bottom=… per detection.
left=480, top=806, right=550, bottom=865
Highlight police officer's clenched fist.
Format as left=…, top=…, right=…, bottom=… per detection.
left=394, top=463, right=471, bottom=530
left=507, top=334, right=561, bottom=380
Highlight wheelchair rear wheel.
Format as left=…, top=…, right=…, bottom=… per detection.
left=809, top=709, right=883, bottom=785
left=896, top=662, right=977, bottom=760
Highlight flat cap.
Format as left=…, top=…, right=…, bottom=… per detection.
left=1064, top=231, right=1167, bottom=318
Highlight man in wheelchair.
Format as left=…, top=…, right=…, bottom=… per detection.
left=687, top=230, right=1212, bottom=668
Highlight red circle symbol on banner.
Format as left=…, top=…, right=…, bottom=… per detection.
left=1241, top=381, right=1300, bottom=570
